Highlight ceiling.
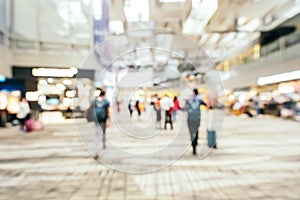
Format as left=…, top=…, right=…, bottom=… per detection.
left=11, top=0, right=300, bottom=71
left=108, top=0, right=300, bottom=70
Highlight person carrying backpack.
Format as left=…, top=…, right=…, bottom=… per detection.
left=186, top=89, right=207, bottom=155
left=93, top=89, right=110, bottom=160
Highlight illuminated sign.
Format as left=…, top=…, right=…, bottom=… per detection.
left=32, top=68, right=78, bottom=77
left=257, top=70, right=300, bottom=86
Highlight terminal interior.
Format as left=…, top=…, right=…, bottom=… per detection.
left=0, top=0, right=300, bottom=199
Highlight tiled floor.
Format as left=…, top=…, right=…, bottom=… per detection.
left=0, top=115, right=299, bottom=199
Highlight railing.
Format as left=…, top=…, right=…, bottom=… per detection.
left=260, top=32, right=300, bottom=57
left=0, top=29, right=92, bottom=54
left=226, top=31, right=300, bottom=70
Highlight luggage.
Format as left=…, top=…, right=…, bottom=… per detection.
left=207, top=129, right=217, bottom=148
left=24, top=119, right=44, bottom=132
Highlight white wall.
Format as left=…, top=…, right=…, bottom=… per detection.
left=0, top=45, right=13, bottom=76
left=12, top=51, right=88, bottom=69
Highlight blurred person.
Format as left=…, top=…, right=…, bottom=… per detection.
left=244, top=99, right=254, bottom=118
left=160, top=95, right=174, bottom=130
left=186, top=89, right=207, bottom=155
left=128, top=100, right=133, bottom=118
left=93, top=89, right=110, bottom=160
left=116, top=97, right=122, bottom=113
left=252, top=95, right=261, bottom=115
left=151, top=94, right=162, bottom=129
left=135, top=100, right=141, bottom=119
left=172, top=96, right=181, bottom=121
left=17, top=97, right=30, bottom=134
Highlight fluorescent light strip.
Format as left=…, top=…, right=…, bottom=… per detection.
left=257, top=70, right=300, bottom=86
left=32, top=68, right=78, bottom=77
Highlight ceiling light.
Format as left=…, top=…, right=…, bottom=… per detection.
left=124, top=0, right=149, bottom=22
left=237, top=17, right=260, bottom=32
left=199, top=33, right=209, bottom=44
left=69, top=1, right=82, bottom=13
left=208, top=33, right=220, bottom=43
left=183, top=19, right=204, bottom=35
left=183, top=0, right=218, bottom=34
left=237, top=17, right=248, bottom=26
left=109, top=21, right=124, bottom=35
left=93, top=0, right=103, bottom=20
left=219, top=32, right=237, bottom=45
left=0, top=74, right=6, bottom=82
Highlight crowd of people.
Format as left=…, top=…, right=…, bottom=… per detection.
left=91, top=88, right=209, bottom=158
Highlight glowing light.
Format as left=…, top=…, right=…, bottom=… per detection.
left=32, top=68, right=78, bottom=78
left=93, top=0, right=103, bottom=20
left=94, top=90, right=101, bottom=97
left=56, top=83, right=66, bottom=91
left=278, top=86, right=295, bottom=94
left=124, top=0, right=149, bottom=22
left=66, top=90, right=76, bottom=98
left=47, top=78, right=54, bottom=83
left=257, top=70, right=300, bottom=85
left=26, top=91, right=39, bottom=101
left=109, top=21, right=124, bottom=35
left=63, top=80, right=72, bottom=85
left=39, top=80, right=48, bottom=85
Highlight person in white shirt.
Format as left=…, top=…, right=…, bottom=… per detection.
left=17, top=97, right=30, bottom=133
left=160, top=95, right=174, bottom=130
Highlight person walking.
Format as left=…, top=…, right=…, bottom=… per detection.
left=186, top=89, right=207, bottom=155
left=160, top=95, right=174, bottom=130
left=172, top=96, right=181, bottom=121
left=17, top=97, right=30, bottom=134
left=93, top=89, right=110, bottom=160
left=128, top=100, right=133, bottom=118
left=135, top=100, right=141, bottom=119
left=151, top=94, right=162, bottom=129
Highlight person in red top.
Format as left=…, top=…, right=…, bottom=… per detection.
left=172, top=96, right=181, bottom=122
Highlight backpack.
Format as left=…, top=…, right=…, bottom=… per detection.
left=94, top=99, right=108, bottom=122
left=187, top=99, right=201, bottom=118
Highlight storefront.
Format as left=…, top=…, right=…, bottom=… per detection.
left=11, top=66, right=95, bottom=122
left=226, top=78, right=300, bottom=121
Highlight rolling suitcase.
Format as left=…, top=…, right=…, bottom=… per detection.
left=207, top=129, right=217, bottom=148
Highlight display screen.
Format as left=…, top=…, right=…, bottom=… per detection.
left=46, top=95, right=60, bottom=105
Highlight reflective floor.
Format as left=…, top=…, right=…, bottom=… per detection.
left=0, top=115, right=299, bottom=199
